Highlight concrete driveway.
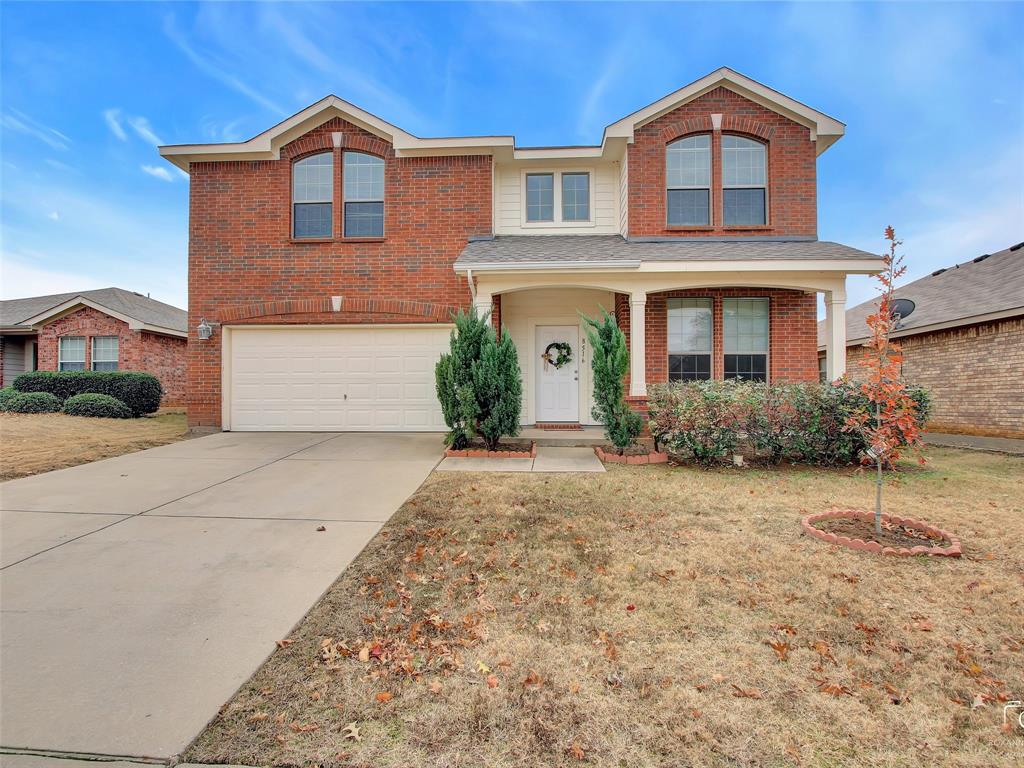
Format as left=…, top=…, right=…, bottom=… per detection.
left=0, top=431, right=441, bottom=762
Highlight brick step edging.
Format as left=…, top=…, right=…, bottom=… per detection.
left=594, top=446, right=669, bottom=465
left=802, top=510, right=962, bottom=557
left=445, top=442, right=537, bottom=460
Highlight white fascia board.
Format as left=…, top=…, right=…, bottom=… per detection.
left=636, top=258, right=884, bottom=274
left=455, top=260, right=641, bottom=273
left=21, top=296, right=187, bottom=338
left=602, top=67, right=845, bottom=156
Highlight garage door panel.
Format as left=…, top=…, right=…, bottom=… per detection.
left=229, top=327, right=450, bottom=432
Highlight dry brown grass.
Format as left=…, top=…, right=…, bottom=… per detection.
left=187, top=448, right=1024, bottom=768
left=0, top=411, right=188, bottom=480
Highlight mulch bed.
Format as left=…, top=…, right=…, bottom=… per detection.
left=802, top=509, right=962, bottom=557
left=444, top=440, right=536, bottom=459
left=815, top=516, right=948, bottom=549
left=594, top=445, right=669, bottom=465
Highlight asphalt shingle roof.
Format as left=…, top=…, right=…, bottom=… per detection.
left=817, top=242, right=1024, bottom=347
left=0, top=287, right=187, bottom=333
left=455, top=235, right=877, bottom=268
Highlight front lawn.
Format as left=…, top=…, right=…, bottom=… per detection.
left=188, top=448, right=1023, bottom=767
left=0, top=411, right=188, bottom=481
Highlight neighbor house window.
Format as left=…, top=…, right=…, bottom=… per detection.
left=666, top=134, right=711, bottom=226
left=526, top=173, right=554, bottom=222
left=668, top=298, right=712, bottom=381
left=91, top=336, right=119, bottom=371
left=818, top=355, right=828, bottom=383
left=292, top=152, right=333, bottom=238
left=343, top=151, right=384, bottom=237
left=723, top=298, right=769, bottom=382
left=561, top=172, right=590, bottom=221
left=58, top=336, right=85, bottom=371
left=722, top=135, right=767, bottom=225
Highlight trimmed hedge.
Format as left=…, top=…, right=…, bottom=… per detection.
left=63, top=393, right=133, bottom=419
left=6, top=391, right=62, bottom=414
left=13, top=371, right=162, bottom=416
left=648, top=380, right=930, bottom=467
left=0, top=387, right=18, bottom=412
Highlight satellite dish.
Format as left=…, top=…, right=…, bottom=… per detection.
left=891, top=298, right=916, bottom=327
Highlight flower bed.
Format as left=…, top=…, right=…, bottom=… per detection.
left=594, top=445, right=669, bottom=465
left=802, top=509, right=961, bottom=557
left=445, top=441, right=536, bottom=459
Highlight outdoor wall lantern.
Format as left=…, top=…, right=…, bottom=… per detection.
left=197, top=318, right=213, bottom=340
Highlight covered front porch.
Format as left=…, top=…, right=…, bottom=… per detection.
left=457, top=236, right=882, bottom=425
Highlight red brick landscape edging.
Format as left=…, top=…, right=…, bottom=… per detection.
left=801, top=510, right=962, bottom=557
left=445, top=442, right=537, bottom=459
left=594, top=446, right=669, bottom=465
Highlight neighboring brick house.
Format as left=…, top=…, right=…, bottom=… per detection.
left=0, top=288, right=187, bottom=405
left=818, top=243, right=1024, bottom=438
left=160, top=67, right=881, bottom=432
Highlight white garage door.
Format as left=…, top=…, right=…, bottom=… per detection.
left=228, top=326, right=451, bottom=431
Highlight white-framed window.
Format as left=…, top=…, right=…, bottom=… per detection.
left=91, top=336, right=119, bottom=371
left=58, top=336, right=86, bottom=371
left=343, top=151, right=384, bottom=237
left=561, top=172, right=590, bottom=222
left=666, top=134, right=711, bottom=226
left=722, top=135, right=767, bottom=226
left=292, top=152, right=333, bottom=239
left=723, top=298, right=769, bottom=382
left=525, top=173, right=554, bottom=222
left=667, top=298, right=712, bottom=381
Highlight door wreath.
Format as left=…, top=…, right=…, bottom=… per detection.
left=541, top=341, right=573, bottom=370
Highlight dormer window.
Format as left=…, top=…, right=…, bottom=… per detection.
left=292, top=152, right=333, bottom=239
left=722, top=135, right=767, bottom=225
left=666, top=134, right=711, bottom=226
left=343, top=151, right=385, bottom=237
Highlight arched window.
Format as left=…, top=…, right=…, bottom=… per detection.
left=343, top=151, right=384, bottom=237
left=666, top=134, right=710, bottom=226
left=722, top=135, right=766, bottom=225
left=292, top=152, right=333, bottom=238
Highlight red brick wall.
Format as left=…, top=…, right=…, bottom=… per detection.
left=627, top=86, right=817, bottom=237
left=842, top=317, right=1024, bottom=438
left=33, top=306, right=186, bottom=405
left=187, top=116, right=492, bottom=426
left=615, top=288, right=818, bottom=392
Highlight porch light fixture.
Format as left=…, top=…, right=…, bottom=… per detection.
left=196, top=318, right=213, bottom=340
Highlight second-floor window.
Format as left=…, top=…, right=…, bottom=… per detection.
left=526, top=173, right=554, bottom=222
left=666, top=134, right=711, bottom=226
left=561, top=172, right=590, bottom=221
left=292, top=152, right=333, bottom=239
left=344, top=151, right=384, bottom=237
left=722, top=135, right=767, bottom=225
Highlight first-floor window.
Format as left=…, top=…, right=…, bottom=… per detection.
left=59, top=336, right=85, bottom=371
left=668, top=298, right=712, bottom=381
left=723, top=298, right=769, bottom=382
left=92, top=336, right=119, bottom=371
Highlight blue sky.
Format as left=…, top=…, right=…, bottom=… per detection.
left=2, top=1, right=1021, bottom=314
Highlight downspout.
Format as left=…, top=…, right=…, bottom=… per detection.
left=466, top=268, right=476, bottom=303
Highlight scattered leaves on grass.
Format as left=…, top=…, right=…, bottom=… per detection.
left=486, top=674, right=499, bottom=689
left=568, top=742, right=586, bottom=761
left=731, top=684, right=764, bottom=699
left=342, top=722, right=361, bottom=741
left=766, top=639, right=791, bottom=661
left=289, top=721, right=319, bottom=733
left=275, top=639, right=294, bottom=649
left=815, top=679, right=855, bottom=697
left=375, top=692, right=393, bottom=703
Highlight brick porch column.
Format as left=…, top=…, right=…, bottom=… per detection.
left=629, top=292, right=647, bottom=396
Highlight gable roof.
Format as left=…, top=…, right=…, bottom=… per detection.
left=160, top=67, right=843, bottom=170
left=0, top=288, right=188, bottom=337
left=817, top=242, right=1024, bottom=347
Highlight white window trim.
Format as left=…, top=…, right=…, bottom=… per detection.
left=58, top=336, right=86, bottom=372
left=342, top=150, right=385, bottom=238
left=666, top=135, right=712, bottom=227
left=91, top=336, right=119, bottom=371
left=721, top=135, right=769, bottom=226
left=722, top=297, right=770, bottom=382
left=519, top=168, right=596, bottom=229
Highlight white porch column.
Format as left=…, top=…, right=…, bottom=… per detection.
left=825, top=287, right=847, bottom=381
left=473, top=292, right=493, bottom=320
left=629, top=292, right=647, bottom=397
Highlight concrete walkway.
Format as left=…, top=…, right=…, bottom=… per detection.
left=0, top=432, right=442, bottom=762
left=436, top=446, right=605, bottom=473
left=923, top=432, right=1024, bottom=456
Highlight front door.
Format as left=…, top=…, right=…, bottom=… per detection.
left=536, top=325, right=579, bottom=422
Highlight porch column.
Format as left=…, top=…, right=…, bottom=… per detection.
left=629, top=292, right=647, bottom=397
left=473, top=291, right=493, bottom=321
left=824, top=287, right=847, bottom=381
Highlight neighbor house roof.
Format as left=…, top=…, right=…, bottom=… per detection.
left=160, top=67, right=844, bottom=170
left=817, top=242, right=1024, bottom=348
left=0, top=287, right=188, bottom=337
left=455, top=235, right=880, bottom=272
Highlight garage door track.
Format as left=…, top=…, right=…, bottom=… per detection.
left=0, top=432, right=441, bottom=762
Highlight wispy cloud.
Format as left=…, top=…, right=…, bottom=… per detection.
left=141, top=164, right=174, bottom=182
left=0, top=249, right=107, bottom=300
left=1, top=109, right=70, bottom=150
left=163, top=13, right=285, bottom=116
left=47, top=211, right=60, bottom=221
left=577, top=39, right=630, bottom=141
left=103, top=108, right=127, bottom=140
left=128, top=116, right=164, bottom=146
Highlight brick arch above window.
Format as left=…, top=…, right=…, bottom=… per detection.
left=280, top=117, right=392, bottom=161
left=719, top=116, right=776, bottom=142
left=658, top=116, right=714, bottom=143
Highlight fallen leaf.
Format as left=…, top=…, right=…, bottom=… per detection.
left=625, top=603, right=636, bottom=612
left=289, top=721, right=320, bottom=733
left=316, top=525, right=327, bottom=532
left=476, top=660, right=491, bottom=674
left=248, top=712, right=268, bottom=722
left=428, top=680, right=443, bottom=694
left=568, top=742, right=586, bottom=761
left=358, top=646, right=371, bottom=663
left=276, top=639, right=294, bottom=649
left=731, top=684, right=763, bottom=699
left=817, top=680, right=854, bottom=697
left=342, top=722, right=361, bottom=741
left=486, top=674, right=499, bottom=689
left=971, top=693, right=986, bottom=710
left=375, top=692, right=393, bottom=703
left=766, top=639, right=791, bottom=661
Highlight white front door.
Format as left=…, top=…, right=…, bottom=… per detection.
left=535, top=325, right=579, bottom=422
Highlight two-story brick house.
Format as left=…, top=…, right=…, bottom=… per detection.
left=160, top=67, right=881, bottom=431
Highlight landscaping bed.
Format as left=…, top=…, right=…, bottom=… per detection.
left=804, top=509, right=962, bottom=557
left=444, top=440, right=536, bottom=459
left=185, top=447, right=1023, bottom=768
left=594, top=444, right=668, bottom=464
